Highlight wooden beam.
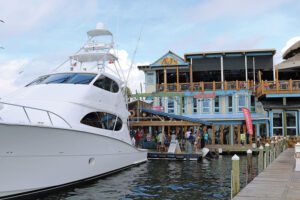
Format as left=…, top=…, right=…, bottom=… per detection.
left=164, top=67, right=167, bottom=92
left=212, top=125, right=215, bottom=145
left=229, top=125, right=231, bottom=145
left=190, top=60, right=193, bottom=92
left=176, top=66, right=179, bottom=92
left=221, top=125, right=224, bottom=145
left=254, top=124, right=257, bottom=146
left=129, top=121, right=200, bottom=126
left=258, top=70, right=262, bottom=83
left=238, top=124, right=241, bottom=145
left=232, top=124, right=235, bottom=145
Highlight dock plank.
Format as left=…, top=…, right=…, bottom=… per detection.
left=233, top=148, right=300, bottom=200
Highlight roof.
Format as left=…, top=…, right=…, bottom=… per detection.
left=283, top=40, right=300, bottom=59
left=141, top=108, right=210, bottom=125
left=275, top=53, right=300, bottom=70
left=185, top=49, right=276, bottom=59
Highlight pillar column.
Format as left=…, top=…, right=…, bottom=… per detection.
left=177, top=66, right=179, bottom=92
left=245, top=55, right=248, bottom=81
left=190, top=58, right=193, bottom=91
left=163, top=67, right=167, bottom=92
left=221, top=56, right=224, bottom=89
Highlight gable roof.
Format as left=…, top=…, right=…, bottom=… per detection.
left=149, top=51, right=189, bottom=68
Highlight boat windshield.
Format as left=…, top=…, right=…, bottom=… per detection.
left=27, top=73, right=97, bottom=86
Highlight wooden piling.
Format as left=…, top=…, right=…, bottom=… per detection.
left=247, top=149, right=253, bottom=182
left=232, top=154, right=240, bottom=198
left=258, top=145, right=264, bottom=173
left=271, top=141, right=274, bottom=162
left=265, top=143, right=270, bottom=167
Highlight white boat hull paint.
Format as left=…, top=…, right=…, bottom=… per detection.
left=0, top=123, right=147, bottom=198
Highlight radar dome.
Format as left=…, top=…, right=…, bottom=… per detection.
left=96, top=23, right=104, bottom=30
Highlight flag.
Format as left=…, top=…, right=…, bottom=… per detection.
left=109, top=60, right=114, bottom=64
left=72, top=62, right=77, bottom=67
left=242, top=108, right=253, bottom=135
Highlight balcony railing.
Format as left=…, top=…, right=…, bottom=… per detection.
left=157, top=80, right=253, bottom=93
left=256, top=79, right=300, bottom=97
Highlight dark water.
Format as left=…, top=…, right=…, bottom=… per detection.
left=35, top=155, right=258, bottom=200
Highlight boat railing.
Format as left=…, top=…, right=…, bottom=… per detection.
left=0, top=101, right=72, bottom=128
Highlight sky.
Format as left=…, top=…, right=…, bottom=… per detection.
left=0, top=0, right=300, bottom=96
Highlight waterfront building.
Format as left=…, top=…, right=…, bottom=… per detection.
left=132, top=46, right=300, bottom=148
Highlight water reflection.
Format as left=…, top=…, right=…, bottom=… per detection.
left=34, top=155, right=257, bottom=200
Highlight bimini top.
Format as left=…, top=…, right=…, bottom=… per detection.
left=70, top=52, right=117, bottom=63
left=283, top=40, right=300, bottom=60
left=141, top=108, right=210, bottom=125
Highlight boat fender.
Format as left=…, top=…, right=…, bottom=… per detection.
left=129, top=110, right=135, bottom=117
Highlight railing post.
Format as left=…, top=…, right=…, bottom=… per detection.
left=270, top=140, right=274, bottom=162
left=259, top=145, right=264, bottom=173
left=236, top=80, right=239, bottom=90
left=232, top=154, right=240, bottom=198
left=202, top=81, right=204, bottom=92
left=261, top=80, right=264, bottom=94
left=247, top=149, right=253, bottom=182
left=265, top=143, right=270, bottom=167
left=276, top=80, right=279, bottom=92
left=213, top=81, right=215, bottom=92
left=290, top=79, right=293, bottom=92
left=225, top=81, right=227, bottom=93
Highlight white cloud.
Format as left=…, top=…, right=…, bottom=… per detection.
left=110, top=49, right=149, bottom=94
left=0, top=59, right=28, bottom=97
left=281, top=36, right=300, bottom=54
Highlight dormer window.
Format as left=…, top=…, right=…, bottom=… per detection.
left=80, top=112, right=122, bottom=131
left=93, top=75, right=119, bottom=93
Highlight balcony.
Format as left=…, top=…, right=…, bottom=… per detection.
left=157, top=80, right=254, bottom=92
left=256, top=80, right=300, bottom=98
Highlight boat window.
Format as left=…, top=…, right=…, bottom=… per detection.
left=26, top=73, right=97, bottom=86
left=80, top=112, right=122, bottom=131
left=93, top=75, right=119, bottom=93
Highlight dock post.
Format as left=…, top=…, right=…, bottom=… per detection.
left=265, top=143, right=270, bottom=167
left=275, top=140, right=279, bottom=158
left=247, top=149, right=253, bottom=182
left=259, top=146, right=264, bottom=173
left=232, top=154, right=240, bottom=198
left=270, top=141, right=274, bottom=162
left=283, top=137, right=287, bottom=150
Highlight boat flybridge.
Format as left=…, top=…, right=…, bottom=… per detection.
left=0, top=23, right=147, bottom=199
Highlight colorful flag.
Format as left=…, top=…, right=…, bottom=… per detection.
left=109, top=60, right=114, bottom=64
left=242, top=108, right=253, bottom=135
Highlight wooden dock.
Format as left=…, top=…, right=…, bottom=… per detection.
left=233, top=148, right=300, bottom=200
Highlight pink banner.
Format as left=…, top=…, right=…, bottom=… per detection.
left=242, top=108, right=253, bottom=135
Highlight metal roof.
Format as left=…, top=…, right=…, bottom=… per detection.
left=141, top=108, right=210, bottom=125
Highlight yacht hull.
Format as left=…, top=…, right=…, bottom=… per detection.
left=0, top=123, right=147, bottom=198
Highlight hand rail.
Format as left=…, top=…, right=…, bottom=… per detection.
left=0, top=101, right=72, bottom=128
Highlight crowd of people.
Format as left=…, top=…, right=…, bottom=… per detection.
left=130, top=127, right=210, bottom=152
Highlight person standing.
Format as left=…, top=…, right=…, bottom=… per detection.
left=185, top=128, right=192, bottom=152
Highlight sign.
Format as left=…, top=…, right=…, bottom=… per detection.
left=242, top=108, right=253, bottom=135
left=194, top=93, right=216, bottom=99
left=158, top=56, right=179, bottom=65
left=153, top=106, right=164, bottom=112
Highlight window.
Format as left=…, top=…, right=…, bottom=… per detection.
left=81, top=112, right=122, bottom=131
left=27, top=73, right=97, bottom=86
left=193, top=98, right=198, bottom=113
left=214, top=97, right=220, bottom=113
left=202, top=99, right=210, bottom=113
left=273, top=112, right=283, bottom=136
left=182, top=97, right=186, bottom=114
left=227, top=96, right=233, bottom=113
left=147, top=72, right=154, bottom=85
left=167, top=97, right=175, bottom=114
left=286, top=111, right=297, bottom=136
left=238, top=95, right=246, bottom=112
left=250, top=96, right=255, bottom=112
left=93, top=75, right=119, bottom=93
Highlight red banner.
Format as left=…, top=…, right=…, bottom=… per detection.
left=242, top=108, right=253, bottom=135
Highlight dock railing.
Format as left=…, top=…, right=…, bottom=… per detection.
left=157, top=80, right=253, bottom=93
left=256, top=79, right=300, bottom=97
left=231, top=137, right=287, bottom=198
left=0, top=101, right=72, bottom=128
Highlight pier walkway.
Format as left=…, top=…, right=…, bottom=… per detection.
left=233, top=148, right=300, bottom=200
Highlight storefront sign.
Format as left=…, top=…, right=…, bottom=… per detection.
left=158, top=56, right=179, bottom=65
left=242, top=108, right=253, bottom=135
left=153, top=106, right=164, bottom=112
left=194, top=93, right=216, bottom=99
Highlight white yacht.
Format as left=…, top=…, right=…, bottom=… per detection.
left=0, top=23, right=147, bottom=199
